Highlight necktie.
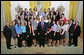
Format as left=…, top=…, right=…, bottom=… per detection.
left=75, top=25, right=76, bottom=30
left=42, top=21, right=43, bottom=29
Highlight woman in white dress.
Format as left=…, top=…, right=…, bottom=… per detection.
left=64, top=20, right=69, bottom=46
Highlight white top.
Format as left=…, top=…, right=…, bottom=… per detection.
left=60, top=25, right=65, bottom=34
left=56, top=25, right=60, bottom=32
left=36, top=12, right=38, bottom=16
left=39, top=15, right=42, bottom=21
left=64, top=24, right=69, bottom=31
left=44, top=20, right=49, bottom=23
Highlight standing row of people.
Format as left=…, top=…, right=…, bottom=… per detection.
left=3, top=7, right=81, bottom=49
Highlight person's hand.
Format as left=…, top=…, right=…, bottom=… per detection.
left=47, top=31, right=49, bottom=34
left=54, top=33, right=55, bottom=36
left=33, top=33, right=35, bottom=36
left=45, top=33, right=47, bottom=35
left=38, top=33, right=39, bottom=35
left=27, top=35, right=29, bottom=37
left=71, top=34, right=73, bottom=35
left=18, top=34, right=20, bottom=37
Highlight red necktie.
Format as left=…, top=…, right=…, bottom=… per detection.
left=42, top=21, right=43, bottom=29
left=75, top=25, right=76, bottom=30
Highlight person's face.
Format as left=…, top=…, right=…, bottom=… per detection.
left=70, top=20, right=73, bottom=24
left=48, top=15, right=50, bottom=18
left=16, top=15, right=18, bottom=19
left=34, top=7, right=37, bottom=11
left=48, top=9, right=50, bottom=12
left=18, top=12, right=20, bottom=15
left=41, top=18, right=44, bottom=21
left=44, top=9, right=46, bottom=12
left=57, top=21, right=59, bottom=25
left=23, top=12, right=24, bottom=15
left=49, top=19, right=51, bottom=23
left=45, top=17, right=47, bottom=20
left=18, top=20, right=20, bottom=24
left=13, top=21, right=15, bottom=25
left=53, top=15, right=55, bottom=18
left=74, top=18, right=76, bottom=21
left=31, top=16, right=33, bottom=19
left=25, top=21, right=27, bottom=25
left=51, top=12, right=53, bottom=15
left=61, top=21, right=63, bottom=24
left=53, top=21, right=55, bottom=24
left=76, top=22, right=79, bottom=26
left=7, top=22, right=10, bottom=26
left=66, top=21, right=68, bottom=24
left=56, top=10, right=58, bottom=14
left=22, top=22, right=24, bottom=26
left=25, top=9, right=27, bottom=11
left=61, top=15, right=64, bottom=17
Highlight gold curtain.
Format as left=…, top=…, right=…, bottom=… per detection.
left=43, top=1, right=51, bottom=12
left=29, top=1, right=37, bottom=12
left=69, top=1, right=78, bottom=19
left=3, top=1, right=12, bottom=26
left=81, top=9, right=83, bottom=32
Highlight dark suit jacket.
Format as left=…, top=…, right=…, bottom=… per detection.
left=73, top=25, right=81, bottom=37
left=37, top=21, right=47, bottom=33
left=3, top=25, right=12, bottom=38
left=69, top=23, right=75, bottom=35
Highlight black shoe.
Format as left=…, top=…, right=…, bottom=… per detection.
left=14, top=46, right=16, bottom=48
left=39, top=45, right=41, bottom=47
left=7, top=48, right=11, bottom=49
left=10, top=45, right=13, bottom=46
left=43, top=45, right=45, bottom=47
left=68, top=44, right=71, bottom=47
left=74, top=45, right=77, bottom=47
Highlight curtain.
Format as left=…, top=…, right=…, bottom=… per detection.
left=69, top=1, right=78, bottom=19
left=43, top=1, right=51, bottom=12
left=3, top=1, right=12, bottom=26
left=29, top=1, right=37, bottom=12
left=81, top=9, right=83, bottom=32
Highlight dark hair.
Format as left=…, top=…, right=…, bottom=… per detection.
left=18, top=20, right=21, bottom=27
left=60, top=20, right=64, bottom=26
left=70, top=19, right=74, bottom=22
left=29, top=8, right=31, bottom=10
left=61, top=13, right=64, bottom=15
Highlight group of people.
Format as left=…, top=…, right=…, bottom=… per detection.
left=3, top=7, right=81, bottom=49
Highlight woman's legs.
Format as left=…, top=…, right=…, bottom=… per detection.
left=57, top=40, right=59, bottom=47
left=22, top=40, right=26, bottom=47
left=65, top=38, right=68, bottom=46
left=13, top=38, right=16, bottom=47
left=33, top=39, right=37, bottom=46
left=52, top=40, right=56, bottom=46
left=48, top=39, right=52, bottom=46
left=60, top=39, right=63, bottom=46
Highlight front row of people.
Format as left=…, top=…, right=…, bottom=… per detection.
left=3, top=17, right=81, bottom=49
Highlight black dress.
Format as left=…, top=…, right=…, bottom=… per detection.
left=26, top=25, right=32, bottom=46
left=47, top=22, right=53, bottom=39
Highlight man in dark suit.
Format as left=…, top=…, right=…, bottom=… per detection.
left=3, top=21, right=12, bottom=49
left=37, top=17, right=47, bottom=47
left=73, top=21, right=81, bottom=47
left=68, top=19, right=75, bottom=47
